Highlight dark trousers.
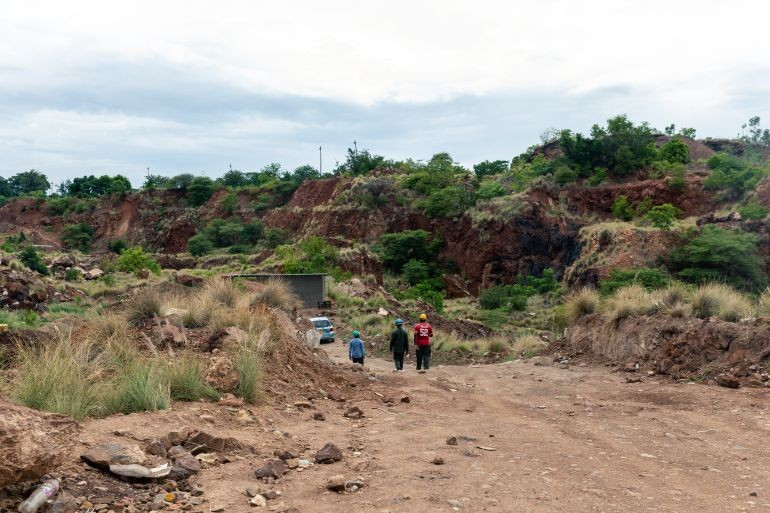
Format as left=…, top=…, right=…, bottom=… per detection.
left=352, top=357, right=364, bottom=365
left=416, top=345, right=431, bottom=370
left=393, top=352, right=404, bottom=370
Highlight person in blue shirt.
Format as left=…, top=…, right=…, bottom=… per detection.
left=349, top=330, right=365, bottom=365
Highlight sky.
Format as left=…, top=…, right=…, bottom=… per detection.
left=1, top=0, right=769, bottom=187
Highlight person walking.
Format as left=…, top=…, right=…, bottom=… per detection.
left=413, top=313, right=433, bottom=373
left=349, top=330, right=365, bottom=365
left=389, top=319, right=409, bottom=371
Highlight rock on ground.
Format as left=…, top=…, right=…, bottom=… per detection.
left=315, top=443, right=343, bottom=464
left=0, top=398, right=79, bottom=487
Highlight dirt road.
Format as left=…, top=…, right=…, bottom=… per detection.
left=74, top=345, right=770, bottom=513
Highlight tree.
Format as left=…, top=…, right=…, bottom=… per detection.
left=221, top=169, right=248, bottom=188
left=473, top=160, right=509, bottom=179
left=10, top=170, right=50, bottom=195
left=739, top=116, right=770, bottom=147
left=660, top=139, right=690, bottom=164
left=477, top=180, right=506, bottom=200
left=646, top=204, right=678, bottom=230
left=186, top=177, right=216, bottom=206
left=168, top=173, right=196, bottom=189
left=116, top=246, right=161, bottom=274
left=378, top=230, right=442, bottom=272
left=60, top=174, right=132, bottom=197
left=142, top=174, right=169, bottom=189
left=704, top=153, right=766, bottom=199
left=424, top=186, right=476, bottom=218
left=402, top=259, right=431, bottom=286
left=187, top=234, right=213, bottom=256
left=335, top=147, right=385, bottom=176
left=667, top=226, right=767, bottom=292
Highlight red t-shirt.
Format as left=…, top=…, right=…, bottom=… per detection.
left=413, top=322, right=433, bottom=346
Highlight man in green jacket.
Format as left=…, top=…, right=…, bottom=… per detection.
left=389, top=318, right=409, bottom=371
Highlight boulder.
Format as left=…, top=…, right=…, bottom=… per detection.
left=0, top=398, right=79, bottom=487
left=717, top=374, right=741, bottom=389
left=315, top=443, right=343, bottom=464
left=254, top=458, right=287, bottom=479
left=344, top=406, right=364, bottom=419
left=81, top=443, right=147, bottom=470
left=326, top=475, right=345, bottom=492
left=86, top=268, right=104, bottom=280
left=187, top=431, right=228, bottom=452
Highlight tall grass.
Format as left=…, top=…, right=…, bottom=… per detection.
left=166, top=353, right=220, bottom=402
left=14, top=330, right=104, bottom=420
left=564, top=288, right=599, bottom=322
left=103, top=359, right=170, bottom=415
left=692, top=283, right=753, bottom=321
left=234, top=340, right=262, bottom=404
left=201, top=278, right=240, bottom=308
left=512, top=334, right=546, bottom=356
left=251, top=279, right=301, bottom=311
left=125, top=289, right=162, bottom=324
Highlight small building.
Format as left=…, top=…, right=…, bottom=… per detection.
left=226, top=273, right=327, bottom=309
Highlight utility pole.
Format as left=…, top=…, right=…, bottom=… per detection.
left=353, top=140, right=357, bottom=156
left=229, top=163, right=232, bottom=172
left=319, top=146, right=322, bottom=174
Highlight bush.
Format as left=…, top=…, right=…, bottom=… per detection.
left=667, top=226, right=767, bottom=292
left=378, top=230, right=442, bottom=272
left=186, top=176, right=216, bottom=206
left=61, top=223, right=94, bottom=252
left=659, top=138, right=690, bottom=164
left=564, top=288, right=599, bottom=322
left=403, top=259, right=431, bottom=286
left=479, top=284, right=532, bottom=311
left=598, top=268, right=670, bottom=296
left=646, top=203, right=678, bottom=230
left=473, top=160, right=509, bottom=179
left=221, top=191, right=238, bottom=213
left=669, top=165, right=686, bottom=191
left=588, top=168, right=607, bottom=186
left=477, top=180, right=506, bottom=200
left=116, top=246, right=161, bottom=274
left=704, top=153, right=767, bottom=199
left=65, top=268, right=81, bottom=281
left=739, top=202, right=768, bottom=220
left=554, top=166, right=577, bottom=185
left=108, top=239, right=128, bottom=254
left=18, top=246, right=49, bottom=275
left=188, top=234, right=213, bottom=256
left=611, top=195, right=633, bottom=221
left=423, top=186, right=475, bottom=218
left=265, top=228, right=290, bottom=248
left=281, top=237, right=340, bottom=275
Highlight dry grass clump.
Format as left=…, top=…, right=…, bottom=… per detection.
left=757, top=288, right=770, bottom=317
left=201, top=278, right=241, bottom=308
left=564, top=288, right=599, bottom=322
left=165, top=353, right=220, bottom=402
left=512, top=334, right=547, bottom=356
left=486, top=336, right=510, bottom=353
left=125, top=289, right=163, bottom=325
left=250, top=279, right=301, bottom=312
left=692, top=283, right=753, bottom=321
left=603, top=285, right=657, bottom=323
left=89, top=312, right=131, bottom=342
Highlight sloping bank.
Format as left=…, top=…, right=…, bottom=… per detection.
left=566, top=314, right=770, bottom=379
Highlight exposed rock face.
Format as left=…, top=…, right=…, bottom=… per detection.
left=0, top=398, right=79, bottom=487
left=567, top=314, right=770, bottom=379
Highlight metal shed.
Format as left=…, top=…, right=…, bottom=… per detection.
left=226, top=273, right=327, bottom=308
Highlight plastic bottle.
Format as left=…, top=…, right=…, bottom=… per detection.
left=18, top=479, right=59, bottom=513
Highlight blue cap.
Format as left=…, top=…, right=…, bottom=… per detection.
left=395, top=318, right=403, bottom=325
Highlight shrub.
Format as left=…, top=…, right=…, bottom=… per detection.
left=281, top=237, right=340, bottom=275
left=188, top=234, right=213, bottom=256
left=473, top=160, right=509, bottom=179
left=18, top=246, right=49, bottom=275
left=554, top=167, right=577, bottom=185
left=704, top=153, right=767, bottom=199
left=669, top=165, right=686, bottom=191
left=564, top=288, right=599, bottom=322
left=61, top=223, right=94, bottom=252
left=477, top=180, right=506, bottom=200
left=403, top=259, right=431, bottom=286
left=116, top=246, right=161, bottom=274
left=739, top=202, right=768, bottom=220
left=108, top=239, right=128, bottom=254
left=479, top=284, right=532, bottom=311
left=667, top=226, right=767, bottom=292
left=265, top=228, right=290, bottom=248
left=221, top=191, right=238, bottom=213
left=186, top=176, right=216, bottom=206
left=598, top=268, right=670, bottom=296
left=65, top=268, right=81, bottom=281
left=423, top=186, right=475, bottom=218
left=611, top=195, right=633, bottom=221
left=659, top=138, right=690, bottom=164
left=646, top=203, right=678, bottom=230
left=588, top=168, right=607, bottom=186
left=166, top=353, right=220, bottom=402
left=251, top=279, right=301, bottom=311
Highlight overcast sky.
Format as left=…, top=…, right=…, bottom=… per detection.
left=1, top=0, right=769, bottom=187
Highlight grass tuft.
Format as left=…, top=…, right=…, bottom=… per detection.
left=166, top=353, right=221, bottom=402
left=564, top=288, right=599, bottom=322
left=251, top=279, right=301, bottom=311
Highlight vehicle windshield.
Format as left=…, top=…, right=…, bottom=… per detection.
left=313, top=319, right=331, bottom=328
